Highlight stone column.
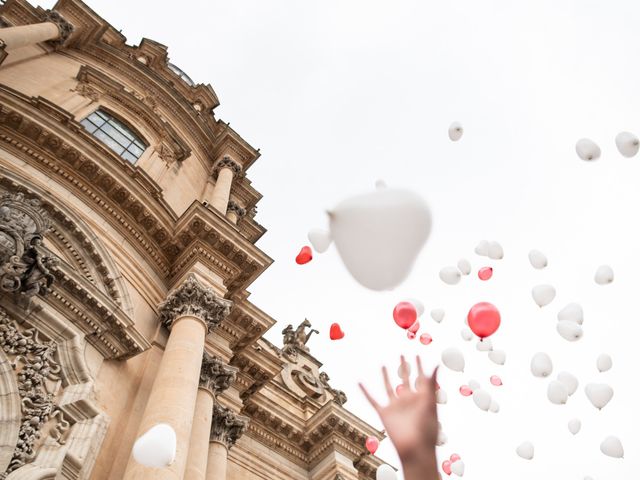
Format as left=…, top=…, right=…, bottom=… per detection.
left=184, top=354, right=237, bottom=480
left=226, top=200, right=246, bottom=225
left=0, top=11, right=73, bottom=51
left=122, top=275, right=232, bottom=480
left=208, top=156, right=242, bottom=215
left=206, top=404, right=249, bottom=480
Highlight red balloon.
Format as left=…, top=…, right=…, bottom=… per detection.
left=419, top=333, right=432, bottom=345
left=459, top=385, right=473, bottom=396
left=442, top=460, right=452, bottom=475
left=365, top=436, right=379, bottom=454
left=467, top=302, right=501, bottom=339
left=478, top=266, right=493, bottom=281
left=408, top=321, right=420, bottom=334
left=329, top=323, right=345, bottom=340
left=490, top=375, right=503, bottom=386
left=450, top=453, right=461, bottom=463
left=295, top=246, right=313, bottom=265
left=393, top=302, right=417, bottom=329
left=407, top=331, right=416, bottom=340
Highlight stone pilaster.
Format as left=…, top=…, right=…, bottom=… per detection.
left=208, top=156, right=242, bottom=214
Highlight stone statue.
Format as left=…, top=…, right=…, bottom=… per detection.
left=281, top=319, right=318, bottom=361
left=293, top=319, right=318, bottom=352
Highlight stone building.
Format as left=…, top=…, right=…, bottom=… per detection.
left=0, top=0, right=387, bottom=479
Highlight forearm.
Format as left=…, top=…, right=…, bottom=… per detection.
left=401, top=448, right=439, bottom=480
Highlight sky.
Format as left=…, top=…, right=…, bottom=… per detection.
left=40, top=0, right=640, bottom=478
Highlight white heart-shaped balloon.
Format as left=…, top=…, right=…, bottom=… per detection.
left=442, top=347, right=465, bottom=372
left=448, top=121, right=464, bottom=141
left=460, top=327, right=473, bottom=341
left=600, top=436, right=624, bottom=458
left=568, top=418, right=581, bottom=435
left=547, top=380, right=569, bottom=405
left=557, top=303, right=583, bottom=325
left=576, top=138, right=601, bottom=161
left=487, top=241, right=504, bottom=260
left=532, top=284, right=556, bottom=307
left=585, top=383, right=614, bottom=410
left=557, top=320, right=583, bottom=342
left=615, top=131, right=639, bottom=158
left=376, top=463, right=398, bottom=480
left=473, top=389, right=492, bottom=411
left=431, top=308, right=445, bottom=323
left=531, top=352, right=553, bottom=378
left=476, top=338, right=493, bottom=351
left=516, top=441, right=534, bottom=460
left=528, top=249, right=548, bottom=269
left=475, top=240, right=489, bottom=256
left=439, top=266, right=461, bottom=285
left=457, top=258, right=471, bottom=275
left=557, top=371, right=578, bottom=396
left=307, top=228, right=332, bottom=253
left=329, top=188, right=432, bottom=291
left=451, top=460, right=465, bottom=476
left=436, top=389, right=448, bottom=404
left=488, top=349, right=506, bottom=365
left=132, top=423, right=177, bottom=468
left=597, top=354, right=612, bottom=373
left=594, top=265, right=614, bottom=285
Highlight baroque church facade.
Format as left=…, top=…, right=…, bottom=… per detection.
left=0, top=0, right=386, bottom=478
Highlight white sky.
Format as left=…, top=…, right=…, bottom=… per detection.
left=41, top=0, right=640, bottom=478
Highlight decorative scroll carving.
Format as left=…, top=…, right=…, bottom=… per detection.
left=292, top=368, right=325, bottom=399
left=210, top=403, right=248, bottom=449
left=0, top=307, right=70, bottom=477
left=319, top=372, right=348, bottom=406
left=158, top=274, right=232, bottom=333
left=212, top=156, right=242, bottom=179
left=0, top=193, right=59, bottom=307
left=43, top=10, right=74, bottom=46
left=226, top=200, right=246, bottom=219
left=281, top=319, right=318, bottom=361
left=199, top=352, right=237, bottom=396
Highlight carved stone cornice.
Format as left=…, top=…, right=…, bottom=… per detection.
left=212, top=156, right=242, bottom=179
left=226, top=200, right=246, bottom=218
left=200, top=352, right=237, bottom=396
left=210, top=403, right=249, bottom=449
left=158, top=274, right=231, bottom=332
left=42, top=10, right=74, bottom=46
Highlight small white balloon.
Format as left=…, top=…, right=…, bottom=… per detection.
left=468, top=379, right=481, bottom=390
left=557, top=303, right=584, bottom=325
left=547, top=380, right=569, bottom=405
left=489, top=399, right=500, bottom=413
left=436, top=389, right=448, bottom=404
left=487, top=241, right=504, bottom=260
left=132, top=423, right=177, bottom=468
left=431, top=308, right=445, bottom=323
left=460, top=327, right=473, bottom=341
left=600, top=436, right=624, bottom=459
left=307, top=228, right=332, bottom=253
left=406, top=298, right=425, bottom=317
left=448, top=121, right=464, bottom=141
left=532, top=284, right=556, bottom=307
left=437, top=428, right=448, bottom=446
left=516, top=441, right=534, bottom=460
left=473, top=389, right=492, bottom=411
left=528, top=249, right=548, bottom=269
left=597, top=354, right=613, bottom=373
left=568, top=418, right=582, bottom=435
left=440, top=266, right=462, bottom=285
left=585, top=383, right=614, bottom=410
left=488, top=349, right=506, bottom=365
left=376, top=463, right=398, bottom=480
left=457, top=258, right=472, bottom=275
left=442, top=347, right=465, bottom=372
left=475, top=240, right=489, bottom=256
left=476, top=338, right=493, bottom=352
left=451, top=460, right=465, bottom=476
left=576, top=138, right=601, bottom=161
left=615, top=131, right=639, bottom=158
left=557, top=320, right=584, bottom=342
left=557, top=372, right=579, bottom=396
left=594, top=265, right=614, bottom=285
left=531, top=352, right=553, bottom=378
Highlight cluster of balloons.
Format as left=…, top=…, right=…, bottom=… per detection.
left=392, top=299, right=438, bottom=345
left=576, top=131, right=639, bottom=161
left=442, top=453, right=465, bottom=476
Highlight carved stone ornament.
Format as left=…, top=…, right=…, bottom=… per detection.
left=210, top=402, right=248, bottom=449
left=212, top=156, right=242, bottom=179
left=72, top=81, right=101, bottom=102
left=281, top=319, right=318, bottom=361
left=200, top=352, right=237, bottom=396
left=42, top=10, right=74, bottom=46
left=319, top=371, right=348, bottom=406
left=226, top=200, right=246, bottom=218
left=158, top=274, right=232, bottom=333
left=0, top=307, right=70, bottom=477
left=0, top=193, right=59, bottom=307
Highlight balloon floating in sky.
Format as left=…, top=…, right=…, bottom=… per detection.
left=420, top=333, right=433, bottom=345
left=478, top=267, right=493, bottom=281
left=557, top=303, right=584, bottom=325
left=450, top=453, right=461, bottom=463
left=597, top=354, right=612, bottom=373
left=531, top=352, right=553, bottom=378
left=366, top=436, right=379, bottom=454
left=516, top=441, right=534, bottom=460
left=532, top=284, right=556, bottom=307
left=406, top=298, right=425, bottom=317
left=329, top=323, right=345, bottom=340
left=488, top=349, right=506, bottom=365
left=457, top=258, right=472, bottom=275
left=528, top=249, right=548, bottom=269
left=295, top=246, right=313, bottom=265
left=393, top=302, right=417, bottom=329
left=475, top=240, right=490, bottom=256
left=615, top=131, right=639, bottom=158
left=473, top=389, right=492, bottom=411
left=487, top=241, right=504, bottom=260
left=594, top=265, right=614, bottom=285
left=307, top=229, right=332, bottom=253
left=132, top=423, right=177, bottom=468
left=448, top=121, right=464, bottom=141
left=489, top=399, right=500, bottom=413
left=547, top=380, right=569, bottom=405
left=576, top=138, right=601, bottom=161
left=467, top=302, right=501, bottom=339
left=490, top=375, right=503, bottom=386
left=450, top=460, right=465, bottom=477
left=460, top=385, right=473, bottom=396
left=568, top=418, right=581, bottom=435
left=408, top=321, right=421, bottom=334
left=442, top=347, right=465, bottom=372
left=600, top=436, right=624, bottom=459
left=328, top=188, right=432, bottom=291
left=440, top=266, right=462, bottom=285
left=376, top=464, right=398, bottom=480
left=557, top=372, right=579, bottom=396
left=460, top=327, right=473, bottom=342
left=557, top=320, right=584, bottom=342
left=431, top=308, right=445, bottom=323
left=476, top=338, right=493, bottom=352
left=407, top=331, right=416, bottom=340
left=585, top=383, right=614, bottom=410
left=442, top=460, right=452, bottom=476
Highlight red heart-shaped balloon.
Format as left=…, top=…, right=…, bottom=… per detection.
left=329, top=323, right=345, bottom=340
left=295, top=246, right=313, bottom=265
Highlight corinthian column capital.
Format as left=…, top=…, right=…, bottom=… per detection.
left=210, top=403, right=249, bottom=449
left=212, top=156, right=242, bottom=179
left=158, top=274, right=232, bottom=333
left=42, top=10, right=74, bottom=45
left=200, top=352, right=238, bottom=396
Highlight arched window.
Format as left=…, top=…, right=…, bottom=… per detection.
left=80, top=109, right=148, bottom=163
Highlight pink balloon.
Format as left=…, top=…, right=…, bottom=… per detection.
left=459, top=385, right=473, bottom=396
left=365, top=436, right=379, bottom=454
left=407, top=331, right=416, bottom=340
left=442, top=460, right=452, bottom=475
left=393, top=302, right=418, bottom=329
left=490, top=375, right=503, bottom=386
left=467, top=302, right=501, bottom=339
left=478, top=266, right=493, bottom=281
left=419, top=333, right=433, bottom=345
left=408, top=321, right=420, bottom=334
left=450, top=453, right=461, bottom=463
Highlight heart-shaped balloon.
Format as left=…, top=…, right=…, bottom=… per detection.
left=329, top=323, right=345, bottom=340
left=450, top=453, right=461, bottom=463
left=459, top=385, right=473, bottom=396
left=600, top=436, right=624, bottom=458
left=451, top=460, right=465, bottom=477
left=408, top=321, right=420, bottom=334
left=365, top=436, right=379, bottom=454
left=442, top=460, right=452, bottom=475
left=132, top=423, right=177, bottom=468
left=585, top=383, right=614, bottom=410
left=478, top=267, right=493, bottom=281
left=516, top=441, right=534, bottom=460
left=307, top=229, right=332, bottom=253
left=295, top=246, right=313, bottom=265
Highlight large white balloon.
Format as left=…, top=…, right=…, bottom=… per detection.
left=476, top=338, right=493, bottom=352
left=557, top=303, right=584, bottom=325
left=440, top=266, right=461, bottom=285
left=436, top=389, right=448, bottom=404
left=431, top=308, right=445, bottom=323
left=475, top=240, right=489, bottom=256
left=597, top=354, right=613, bottom=373
left=488, top=350, right=506, bottom=366
left=451, top=460, right=465, bottom=476
left=329, top=188, right=432, bottom=291
left=531, top=352, right=553, bottom=378
left=448, top=121, right=464, bottom=141
left=557, top=372, right=579, bottom=396
left=576, top=138, right=601, bottom=161
left=594, top=265, right=614, bottom=285
left=406, top=298, right=425, bottom=317
left=442, top=347, right=465, bottom=372
left=557, top=320, right=584, bottom=342
left=528, top=249, right=548, bottom=269
left=457, top=258, right=472, bottom=275
left=473, top=389, right=492, bottom=411
left=547, top=380, right=569, bottom=405
left=585, top=383, right=614, bottom=410
left=487, top=241, right=504, bottom=260
left=568, top=418, right=581, bottom=435
left=600, top=436, right=624, bottom=458
left=532, top=284, right=556, bottom=307
left=460, top=327, right=473, bottom=341
left=489, top=399, right=500, bottom=413
left=376, top=464, right=398, bottom=480
left=615, top=131, right=640, bottom=158
left=132, top=423, right=177, bottom=468
left=307, top=228, right=332, bottom=253
left=516, top=441, right=534, bottom=460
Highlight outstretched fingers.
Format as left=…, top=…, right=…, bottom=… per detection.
left=359, top=383, right=381, bottom=412
left=382, top=366, right=396, bottom=400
